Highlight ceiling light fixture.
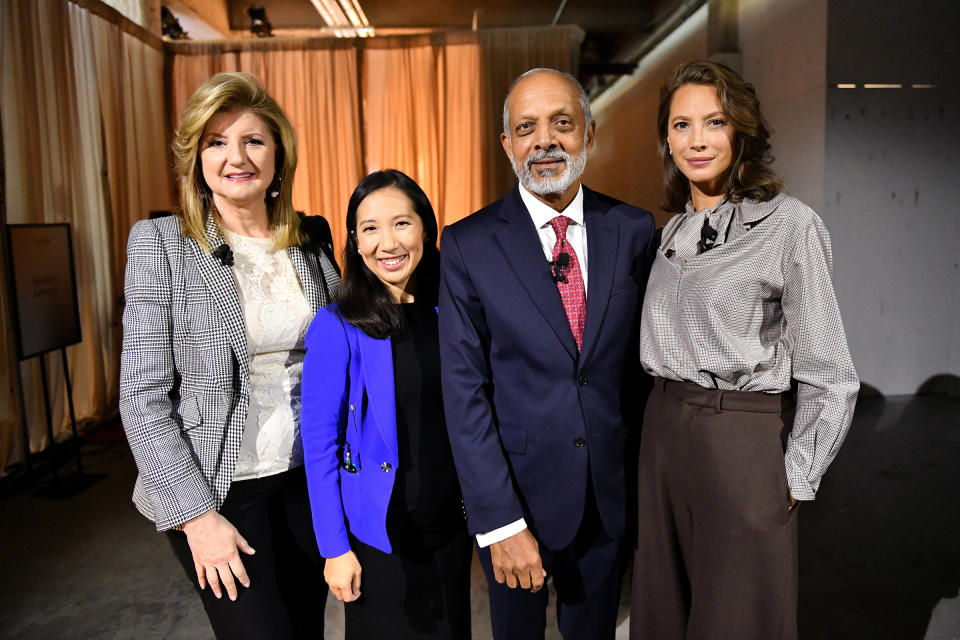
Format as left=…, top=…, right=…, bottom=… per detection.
left=248, top=5, right=272, bottom=38
left=309, top=0, right=373, bottom=38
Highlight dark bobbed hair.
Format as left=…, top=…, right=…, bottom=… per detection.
left=657, top=60, right=784, bottom=212
left=337, top=170, right=440, bottom=339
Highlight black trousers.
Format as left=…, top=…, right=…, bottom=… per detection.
left=344, top=526, right=473, bottom=640
left=167, top=467, right=327, bottom=640
left=631, top=378, right=798, bottom=640
left=477, top=486, right=627, bottom=640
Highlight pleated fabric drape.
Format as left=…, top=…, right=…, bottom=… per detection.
left=0, top=0, right=170, bottom=469
left=168, top=42, right=365, bottom=254
left=165, top=25, right=584, bottom=254
left=362, top=39, right=485, bottom=231
left=0, top=13, right=583, bottom=472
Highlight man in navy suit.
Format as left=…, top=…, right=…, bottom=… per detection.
left=439, top=68, right=656, bottom=638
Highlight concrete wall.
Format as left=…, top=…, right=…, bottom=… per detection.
left=823, top=0, right=960, bottom=393
left=584, top=4, right=709, bottom=226
left=739, top=0, right=827, bottom=212
left=583, top=0, right=959, bottom=394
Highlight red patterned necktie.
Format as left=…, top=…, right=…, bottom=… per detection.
left=548, top=215, right=586, bottom=351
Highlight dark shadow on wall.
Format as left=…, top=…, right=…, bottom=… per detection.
left=798, top=378, right=960, bottom=639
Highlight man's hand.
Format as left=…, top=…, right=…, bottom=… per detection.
left=489, top=529, right=546, bottom=592
left=182, top=509, right=256, bottom=601
left=324, top=550, right=362, bottom=602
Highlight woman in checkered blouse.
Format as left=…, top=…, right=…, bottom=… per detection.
left=630, top=60, right=859, bottom=640
left=119, top=73, right=338, bottom=639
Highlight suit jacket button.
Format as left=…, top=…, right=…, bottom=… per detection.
left=381, top=462, right=392, bottom=472
left=578, top=375, right=588, bottom=386
left=573, top=437, right=586, bottom=448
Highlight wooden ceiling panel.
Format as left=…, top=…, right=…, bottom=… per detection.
left=227, top=0, right=654, bottom=32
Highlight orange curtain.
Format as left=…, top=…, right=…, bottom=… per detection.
left=1, top=6, right=582, bottom=473
left=477, top=26, right=586, bottom=199
left=362, top=38, right=485, bottom=230
left=165, top=26, right=584, bottom=252
left=0, top=0, right=170, bottom=469
left=168, top=41, right=364, bottom=254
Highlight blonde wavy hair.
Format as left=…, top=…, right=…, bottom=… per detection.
left=172, top=72, right=304, bottom=250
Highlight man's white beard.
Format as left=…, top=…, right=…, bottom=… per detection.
left=513, top=148, right=587, bottom=197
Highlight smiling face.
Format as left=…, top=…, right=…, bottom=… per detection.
left=500, top=71, right=594, bottom=209
left=200, top=109, right=277, bottom=214
left=355, top=186, right=426, bottom=302
left=666, top=83, right=737, bottom=210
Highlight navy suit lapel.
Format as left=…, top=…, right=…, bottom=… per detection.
left=494, top=188, right=578, bottom=360
left=189, top=216, right=249, bottom=379
left=580, top=187, right=618, bottom=363
left=357, top=331, right=399, bottom=457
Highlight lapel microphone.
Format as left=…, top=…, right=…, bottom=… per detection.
left=211, top=243, right=234, bottom=267
left=698, top=221, right=719, bottom=254
left=551, top=252, right=570, bottom=283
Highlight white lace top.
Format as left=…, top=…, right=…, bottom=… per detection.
left=226, top=231, right=313, bottom=481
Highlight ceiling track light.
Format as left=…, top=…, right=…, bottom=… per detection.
left=310, top=0, right=374, bottom=37
left=835, top=83, right=937, bottom=90
left=248, top=5, right=272, bottom=38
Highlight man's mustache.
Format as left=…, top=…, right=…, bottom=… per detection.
left=526, top=149, right=570, bottom=169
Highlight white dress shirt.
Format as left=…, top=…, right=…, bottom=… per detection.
left=476, top=183, right=589, bottom=548
left=518, top=183, right=589, bottom=294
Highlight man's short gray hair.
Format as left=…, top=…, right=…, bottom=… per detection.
left=502, top=68, right=593, bottom=139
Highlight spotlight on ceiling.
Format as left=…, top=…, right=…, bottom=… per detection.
left=248, top=5, right=273, bottom=38
left=161, top=6, right=189, bottom=40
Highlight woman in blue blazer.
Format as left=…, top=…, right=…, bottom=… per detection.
left=301, top=170, right=472, bottom=639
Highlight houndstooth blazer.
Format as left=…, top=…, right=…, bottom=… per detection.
left=119, top=214, right=340, bottom=531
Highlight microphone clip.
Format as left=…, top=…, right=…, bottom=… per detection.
left=211, top=243, right=234, bottom=267
left=550, top=252, right=570, bottom=283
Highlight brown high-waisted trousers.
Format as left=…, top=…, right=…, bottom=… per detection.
left=630, top=378, right=798, bottom=640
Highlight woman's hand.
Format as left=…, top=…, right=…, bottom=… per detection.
left=181, top=510, right=256, bottom=601
left=324, top=550, right=362, bottom=602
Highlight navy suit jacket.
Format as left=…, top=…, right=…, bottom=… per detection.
left=438, top=185, right=655, bottom=551
left=301, top=304, right=399, bottom=557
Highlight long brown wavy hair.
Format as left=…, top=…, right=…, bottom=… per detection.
left=657, top=60, right=784, bottom=212
left=172, top=72, right=304, bottom=250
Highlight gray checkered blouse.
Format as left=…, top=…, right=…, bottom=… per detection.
left=640, top=193, right=859, bottom=500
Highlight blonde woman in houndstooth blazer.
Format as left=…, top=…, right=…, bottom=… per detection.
left=119, top=72, right=339, bottom=639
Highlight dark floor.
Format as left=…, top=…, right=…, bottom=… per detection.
left=0, top=394, right=957, bottom=639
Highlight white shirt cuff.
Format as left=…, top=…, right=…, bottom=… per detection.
left=475, top=518, right=527, bottom=548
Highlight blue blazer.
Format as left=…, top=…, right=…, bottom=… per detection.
left=301, top=303, right=399, bottom=557
left=439, top=186, right=655, bottom=551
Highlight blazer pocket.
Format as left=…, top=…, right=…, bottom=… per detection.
left=499, top=425, right=527, bottom=454
left=178, top=395, right=202, bottom=431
